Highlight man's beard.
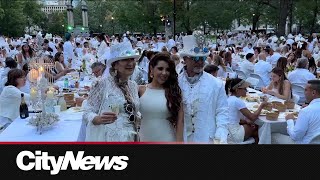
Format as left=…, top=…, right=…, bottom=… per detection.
left=193, top=67, right=204, bottom=74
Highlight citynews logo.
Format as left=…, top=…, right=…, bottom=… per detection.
left=16, top=151, right=129, bottom=175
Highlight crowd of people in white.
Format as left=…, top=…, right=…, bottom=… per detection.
left=0, top=29, right=319, bottom=144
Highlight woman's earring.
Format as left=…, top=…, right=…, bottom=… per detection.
left=111, top=69, right=118, bottom=77
left=150, top=74, right=154, bottom=78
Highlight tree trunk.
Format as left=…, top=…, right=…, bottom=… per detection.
left=252, top=14, right=260, bottom=33
left=184, top=0, right=192, bottom=35
left=309, top=1, right=318, bottom=35
left=288, top=0, right=293, bottom=33
left=277, top=0, right=289, bottom=36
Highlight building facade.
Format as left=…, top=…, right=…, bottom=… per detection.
left=38, top=0, right=67, bottom=14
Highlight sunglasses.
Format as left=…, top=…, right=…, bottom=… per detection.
left=191, top=56, right=207, bottom=62
left=124, top=103, right=135, bottom=122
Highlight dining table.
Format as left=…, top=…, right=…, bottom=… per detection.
left=244, top=88, right=301, bottom=144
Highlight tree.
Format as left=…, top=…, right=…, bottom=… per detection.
left=0, top=0, right=26, bottom=37
left=46, top=12, right=67, bottom=36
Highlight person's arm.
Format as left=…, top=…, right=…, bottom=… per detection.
left=55, top=62, right=64, bottom=74
left=286, top=109, right=308, bottom=142
left=16, top=53, right=23, bottom=65
left=176, top=103, right=184, bottom=142
left=240, top=101, right=268, bottom=122
left=214, top=82, right=229, bottom=143
left=82, top=79, right=105, bottom=126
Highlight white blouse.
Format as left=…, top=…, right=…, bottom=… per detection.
left=0, top=85, right=30, bottom=122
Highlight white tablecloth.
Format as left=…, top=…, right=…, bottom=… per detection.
left=245, top=88, right=300, bottom=144
left=0, top=108, right=83, bottom=142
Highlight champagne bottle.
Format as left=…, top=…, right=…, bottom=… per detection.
left=226, top=73, right=230, bottom=81
left=20, top=93, right=29, bottom=119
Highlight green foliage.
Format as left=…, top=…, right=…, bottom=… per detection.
left=0, top=0, right=47, bottom=37
left=1, top=0, right=320, bottom=37
left=46, top=12, right=67, bottom=36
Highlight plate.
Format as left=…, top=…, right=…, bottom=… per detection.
left=69, top=107, right=84, bottom=112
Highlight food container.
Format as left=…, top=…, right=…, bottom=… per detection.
left=271, top=101, right=282, bottom=108
left=263, top=103, right=273, bottom=111
left=284, top=100, right=295, bottom=109
left=274, top=103, right=287, bottom=112
left=266, top=112, right=279, bottom=120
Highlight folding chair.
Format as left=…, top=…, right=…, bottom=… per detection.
left=309, top=134, right=320, bottom=144
left=291, top=84, right=306, bottom=105
left=225, top=66, right=234, bottom=73
left=246, top=77, right=259, bottom=89
left=234, top=69, right=247, bottom=80
left=250, top=73, right=267, bottom=90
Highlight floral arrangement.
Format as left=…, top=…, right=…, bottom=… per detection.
left=28, top=112, right=60, bottom=134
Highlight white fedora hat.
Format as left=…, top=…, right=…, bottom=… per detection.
left=107, top=41, right=140, bottom=66
left=179, top=33, right=210, bottom=58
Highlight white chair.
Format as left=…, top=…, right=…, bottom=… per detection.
left=309, top=134, right=320, bottom=144
left=246, top=77, right=259, bottom=89
left=291, top=84, right=306, bottom=105
left=250, top=73, right=267, bottom=90
left=225, top=66, right=234, bottom=73
left=292, top=93, right=300, bottom=104
left=234, top=69, right=247, bottom=80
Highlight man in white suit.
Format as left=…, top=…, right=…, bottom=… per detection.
left=178, top=34, right=229, bottom=143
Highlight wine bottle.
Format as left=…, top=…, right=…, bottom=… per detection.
left=20, top=93, right=29, bottom=119
left=226, top=73, right=230, bottom=81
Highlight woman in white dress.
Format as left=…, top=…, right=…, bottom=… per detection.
left=138, top=52, right=184, bottom=142
left=225, top=78, right=268, bottom=143
left=263, top=67, right=292, bottom=101
left=16, top=44, right=35, bottom=69
left=83, top=41, right=141, bottom=142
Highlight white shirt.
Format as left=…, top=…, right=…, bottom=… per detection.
left=286, top=98, right=320, bottom=144
left=227, top=96, right=246, bottom=125
left=286, top=39, right=294, bottom=46
left=49, top=41, right=57, bottom=56
left=240, top=60, right=254, bottom=79
left=63, top=41, right=74, bottom=65
left=217, top=65, right=227, bottom=78
left=167, top=39, right=176, bottom=50
left=0, top=86, right=30, bottom=121
left=97, top=41, right=108, bottom=60
left=254, top=60, right=272, bottom=86
left=288, top=68, right=316, bottom=87
left=267, top=52, right=281, bottom=66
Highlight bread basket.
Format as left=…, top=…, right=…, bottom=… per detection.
left=274, top=103, right=287, bottom=112
left=263, top=103, right=273, bottom=111
left=63, top=93, right=74, bottom=101
left=271, top=101, right=282, bottom=108
left=266, top=112, right=279, bottom=120
left=284, top=100, right=295, bottom=109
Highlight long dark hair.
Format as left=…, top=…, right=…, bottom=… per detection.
left=271, top=67, right=288, bottom=96
left=5, top=69, right=25, bottom=87
left=148, top=53, right=182, bottom=126
left=21, top=44, right=34, bottom=59
left=276, top=57, right=288, bottom=72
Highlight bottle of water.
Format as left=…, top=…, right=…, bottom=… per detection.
left=64, top=78, right=69, bottom=88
